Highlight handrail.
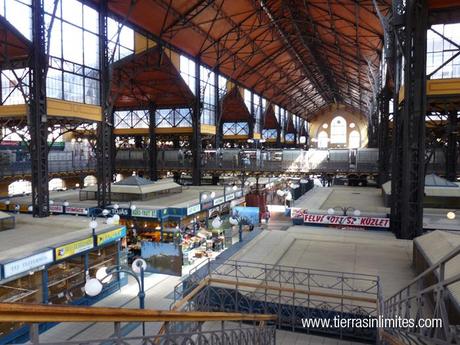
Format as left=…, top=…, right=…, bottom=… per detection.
left=385, top=244, right=460, bottom=302
left=208, top=277, right=378, bottom=304
left=0, top=303, right=276, bottom=323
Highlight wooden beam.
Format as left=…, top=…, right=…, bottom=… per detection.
left=0, top=301, right=276, bottom=323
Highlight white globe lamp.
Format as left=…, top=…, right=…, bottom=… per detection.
left=84, top=278, right=103, bottom=297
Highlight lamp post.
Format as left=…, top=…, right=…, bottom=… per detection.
left=85, top=258, right=147, bottom=334
left=89, top=207, right=120, bottom=236
left=327, top=206, right=361, bottom=217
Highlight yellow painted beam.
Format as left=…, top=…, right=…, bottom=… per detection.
left=115, top=126, right=216, bottom=136
left=427, top=78, right=460, bottom=96
left=223, top=134, right=249, bottom=140
left=114, top=128, right=149, bottom=135
left=0, top=104, right=26, bottom=118
left=399, top=78, right=460, bottom=103
left=201, top=124, right=216, bottom=135
left=47, top=99, right=102, bottom=122
left=0, top=99, right=102, bottom=121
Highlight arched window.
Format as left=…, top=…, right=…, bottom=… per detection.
left=330, top=116, right=347, bottom=144
left=349, top=130, right=361, bottom=148
left=318, top=131, right=329, bottom=148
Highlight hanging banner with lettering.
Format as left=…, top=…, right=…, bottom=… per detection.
left=65, top=206, right=88, bottom=215
left=2, top=250, right=54, bottom=279
left=49, top=205, right=64, bottom=213
left=55, top=237, right=94, bottom=260
left=186, top=204, right=201, bottom=216
left=132, top=208, right=158, bottom=218
left=213, top=196, right=225, bottom=206
left=303, top=213, right=390, bottom=229
left=97, top=227, right=127, bottom=246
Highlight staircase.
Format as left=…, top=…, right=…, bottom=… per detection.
left=379, top=245, right=460, bottom=345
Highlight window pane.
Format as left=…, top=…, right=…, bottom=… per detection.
left=63, top=23, right=83, bottom=64
left=47, top=68, right=62, bottom=99
left=63, top=72, right=83, bottom=102
left=83, top=4, right=98, bottom=33
left=84, top=31, right=99, bottom=69
left=62, top=0, right=82, bottom=27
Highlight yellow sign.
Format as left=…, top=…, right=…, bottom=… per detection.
left=97, top=227, right=126, bottom=246
left=55, top=237, right=94, bottom=260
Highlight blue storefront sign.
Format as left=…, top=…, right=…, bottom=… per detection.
left=96, top=227, right=127, bottom=246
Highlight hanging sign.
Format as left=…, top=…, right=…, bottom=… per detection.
left=303, top=214, right=390, bottom=228
left=55, top=237, right=94, bottom=260
left=213, top=196, right=225, bottom=206
left=97, top=227, right=127, bottom=246
left=225, top=193, right=235, bottom=202
left=65, top=206, right=88, bottom=215
left=132, top=208, right=158, bottom=218
left=50, top=205, right=64, bottom=213
left=186, top=204, right=201, bottom=216
left=3, top=250, right=54, bottom=279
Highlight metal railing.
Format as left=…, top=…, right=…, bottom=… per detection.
left=381, top=245, right=460, bottom=345
left=172, top=259, right=380, bottom=341
left=0, top=302, right=276, bottom=345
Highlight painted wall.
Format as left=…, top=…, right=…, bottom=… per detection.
left=308, top=104, right=368, bottom=149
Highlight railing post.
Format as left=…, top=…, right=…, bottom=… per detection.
left=29, top=323, right=40, bottom=345
left=114, top=321, right=122, bottom=345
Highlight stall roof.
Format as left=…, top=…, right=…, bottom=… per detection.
left=221, top=87, right=251, bottom=122
left=0, top=214, right=117, bottom=262
left=86, top=177, right=182, bottom=195
left=111, top=46, right=195, bottom=109
left=0, top=16, right=30, bottom=67
left=285, top=115, right=296, bottom=134
left=263, top=105, right=278, bottom=130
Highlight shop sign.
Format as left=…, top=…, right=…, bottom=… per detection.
left=109, top=207, right=130, bottom=217
left=186, top=204, right=201, bottom=216
left=303, top=213, right=390, bottom=228
left=97, top=227, right=127, bottom=246
left=208, top=206, right=220, bottom=218
left=235, top=190, right=243, bottom=198
left=201, top=201, right=213, bottom=210
left=55, top=237, right=94, bottom=260
left=65, top=206, right=88, bottom=215
left=132, top=208, right=158, bottom=218
left=50, top=205, right=64, bottom=213
left=213, top=196, right=225, bottom=206
left=225, top=193, right=235, bottom=202
left=3, top=250, right=54, bottom=279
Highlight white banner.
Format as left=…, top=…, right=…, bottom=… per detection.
left=303, top=213, right=390, bottom=228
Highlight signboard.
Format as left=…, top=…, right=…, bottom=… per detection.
left=201, top=201, right=213, bottom=210
left=235, top=190, right=243, bottom=198
left=109, top=207, right=130, bottom=217
left=97, top=227, right=127, bottom=246
left=65, top=206, right=88, bottom=215
left=55, top=237, right=94, bottom=260
left=132, top=208, right=158, bottom=218
left=225, top=193, right=235, bottom=202
left=303, top=213, right=390, bottom=229
left=141, top=242, right=182, bottom=276
left=50, top=205, right=64, bottom=213
left=232, top=206, right=260, bottom=225
left=186, top=204, right=201, bottom=216
left=3, top=250, right=54, bottom=279
left=213, top=196, right=225, bottom=206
